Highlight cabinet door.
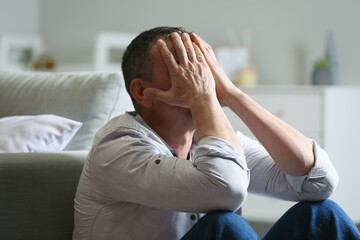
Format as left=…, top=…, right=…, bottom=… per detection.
left=224, top=93, right=323, bottom=144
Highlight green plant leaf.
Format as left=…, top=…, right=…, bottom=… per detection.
left=314, top=58, right=331, bottom=69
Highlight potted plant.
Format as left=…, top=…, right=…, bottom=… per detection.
left=311, top=57, right=333, bottom=85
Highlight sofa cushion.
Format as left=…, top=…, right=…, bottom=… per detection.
left=0, top=71, right=133, bottom=150
left=0, top=114, right=82, bottom=153
left=0, top=151, right=87, bottom=240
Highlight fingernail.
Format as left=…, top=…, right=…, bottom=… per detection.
left=157, top=39, right=165, bottom=45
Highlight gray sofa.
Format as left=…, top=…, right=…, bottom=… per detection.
left=0, top=70, right=133, bottom=240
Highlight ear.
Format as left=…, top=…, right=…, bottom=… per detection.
left=130, top=78, right=153, bottom=108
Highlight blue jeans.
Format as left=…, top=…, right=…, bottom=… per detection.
left=181, top=199, right=360, bottom=240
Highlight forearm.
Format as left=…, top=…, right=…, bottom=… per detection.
left=93, top=129, right=249, bottom=213
left=245, top=133, right=339, bottom=201
left=189, top=94, right=245, bottom=158
left=226, top=87, right=314, bottom=176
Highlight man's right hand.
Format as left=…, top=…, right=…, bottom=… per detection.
left=143, top=32, right=217, bottom=109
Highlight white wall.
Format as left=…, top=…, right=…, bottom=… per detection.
left=0, top=0, right=39, bottom=34
left=38, top=0, right=360, bottom=85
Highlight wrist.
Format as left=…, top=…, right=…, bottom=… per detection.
left=221, top=86, right=245, bottom=108
left=189, top=94, right=223, bottom=140
left=188, top=93, right=219, bottom=111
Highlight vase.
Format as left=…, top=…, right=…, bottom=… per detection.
left=312, top=69, right=333, bottom=85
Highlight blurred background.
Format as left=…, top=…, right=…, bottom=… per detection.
left=1, top=0, right=359, bottom=85
left=1, top=0, right=359, bottom=237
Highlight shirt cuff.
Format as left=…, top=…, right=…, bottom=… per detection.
left=195, top=136, right=248, bottom=171
left=285, top=139, right=330, bottom=193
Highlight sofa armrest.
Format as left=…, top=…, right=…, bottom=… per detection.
left=0, top=151, right=87, bottom=240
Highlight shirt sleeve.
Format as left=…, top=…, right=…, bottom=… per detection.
left=238, top=131, right=339, bottom=201
left=89, top=128, right=250, bottom=213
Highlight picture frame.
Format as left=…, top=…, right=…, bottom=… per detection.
left=215, top=44, right=249, bottom=82
left=94, top=32, right=137, bottom=72
left=0, top=35, right=42, bottom=70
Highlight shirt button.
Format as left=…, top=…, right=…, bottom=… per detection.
left=155, top=159, right=161, bottom=164
left=190, top=214, right=196, bottom=221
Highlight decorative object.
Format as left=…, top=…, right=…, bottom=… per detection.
left=0, top=34, right=41, bottom=70
left=312, top=57, right=332, bottom=85
left=216, top=29, right=257, bottom=86
left=236, top=65, right=257, bottom=86
left=235, top=30, right=257, bottom=86
left=94, top=32, right=137, bottom=72
left=312, top=31, right=340, bottom=85
left=215, top=44, right=249, bottom=82
left=29, top=40, right=56, bottom=71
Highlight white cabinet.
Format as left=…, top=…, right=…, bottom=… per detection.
left=224, top=86, right=360, bottom=224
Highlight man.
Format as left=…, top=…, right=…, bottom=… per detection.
left=73, top=27, right=360, bottom=239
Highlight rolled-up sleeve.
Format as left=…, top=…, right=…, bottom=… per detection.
left=240, top=131, right=339, bottom=202
left=285, top=140, right=339, bottom=200
left=90, top=130, right=250, bottom=213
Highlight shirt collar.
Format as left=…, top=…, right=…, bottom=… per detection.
left=133, top=112, right=196, bottom=161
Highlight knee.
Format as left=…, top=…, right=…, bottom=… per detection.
left=202, top=211, right=252, bottom=231
left=204, top=211, right=244, bottom=224
left=205, top=211, right=237, bottom=220
left=200, top=211, right=259, bottom=239
left=265, top=199, right=359, bottom=240
left=298, top=198, right=337, bottom=207
left=296, top=199, right=341, bottom=214
left=290, top=199, right=347, bottom=222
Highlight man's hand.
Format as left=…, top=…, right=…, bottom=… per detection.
left=143, top=32, right=217, bottom=109
left=190, top=33, right=238, bottom=107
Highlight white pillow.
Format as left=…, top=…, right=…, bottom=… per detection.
left=0, top=71, right=134, bottom=151
left=0, top=115, right=82, bottom=153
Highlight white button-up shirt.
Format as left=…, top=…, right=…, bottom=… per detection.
left=73, top=112, right=338, bottom=240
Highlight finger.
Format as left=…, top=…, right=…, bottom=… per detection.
left=189, top=32, right=207, bottom=52
left=190, top=32, right=217, bottom=63
left=190, top=33, right=215, bottom=57
left=143, top=87, right=169, bottom=101
left=170, top=32, right=188, bottom=65
left=181, top=33, right=196, bottom=62
left=144, top=88, right=188, bottom=108
left=192, top=42, right=206, bottom=63
left=165, top=41, right=180, bottom=64
left=157, top=39, right=178, bottom=74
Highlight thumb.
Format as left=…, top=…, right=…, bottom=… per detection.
left=143, top=88, right=170, bottom=102
left=143, top=88, right=188, bottom=108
